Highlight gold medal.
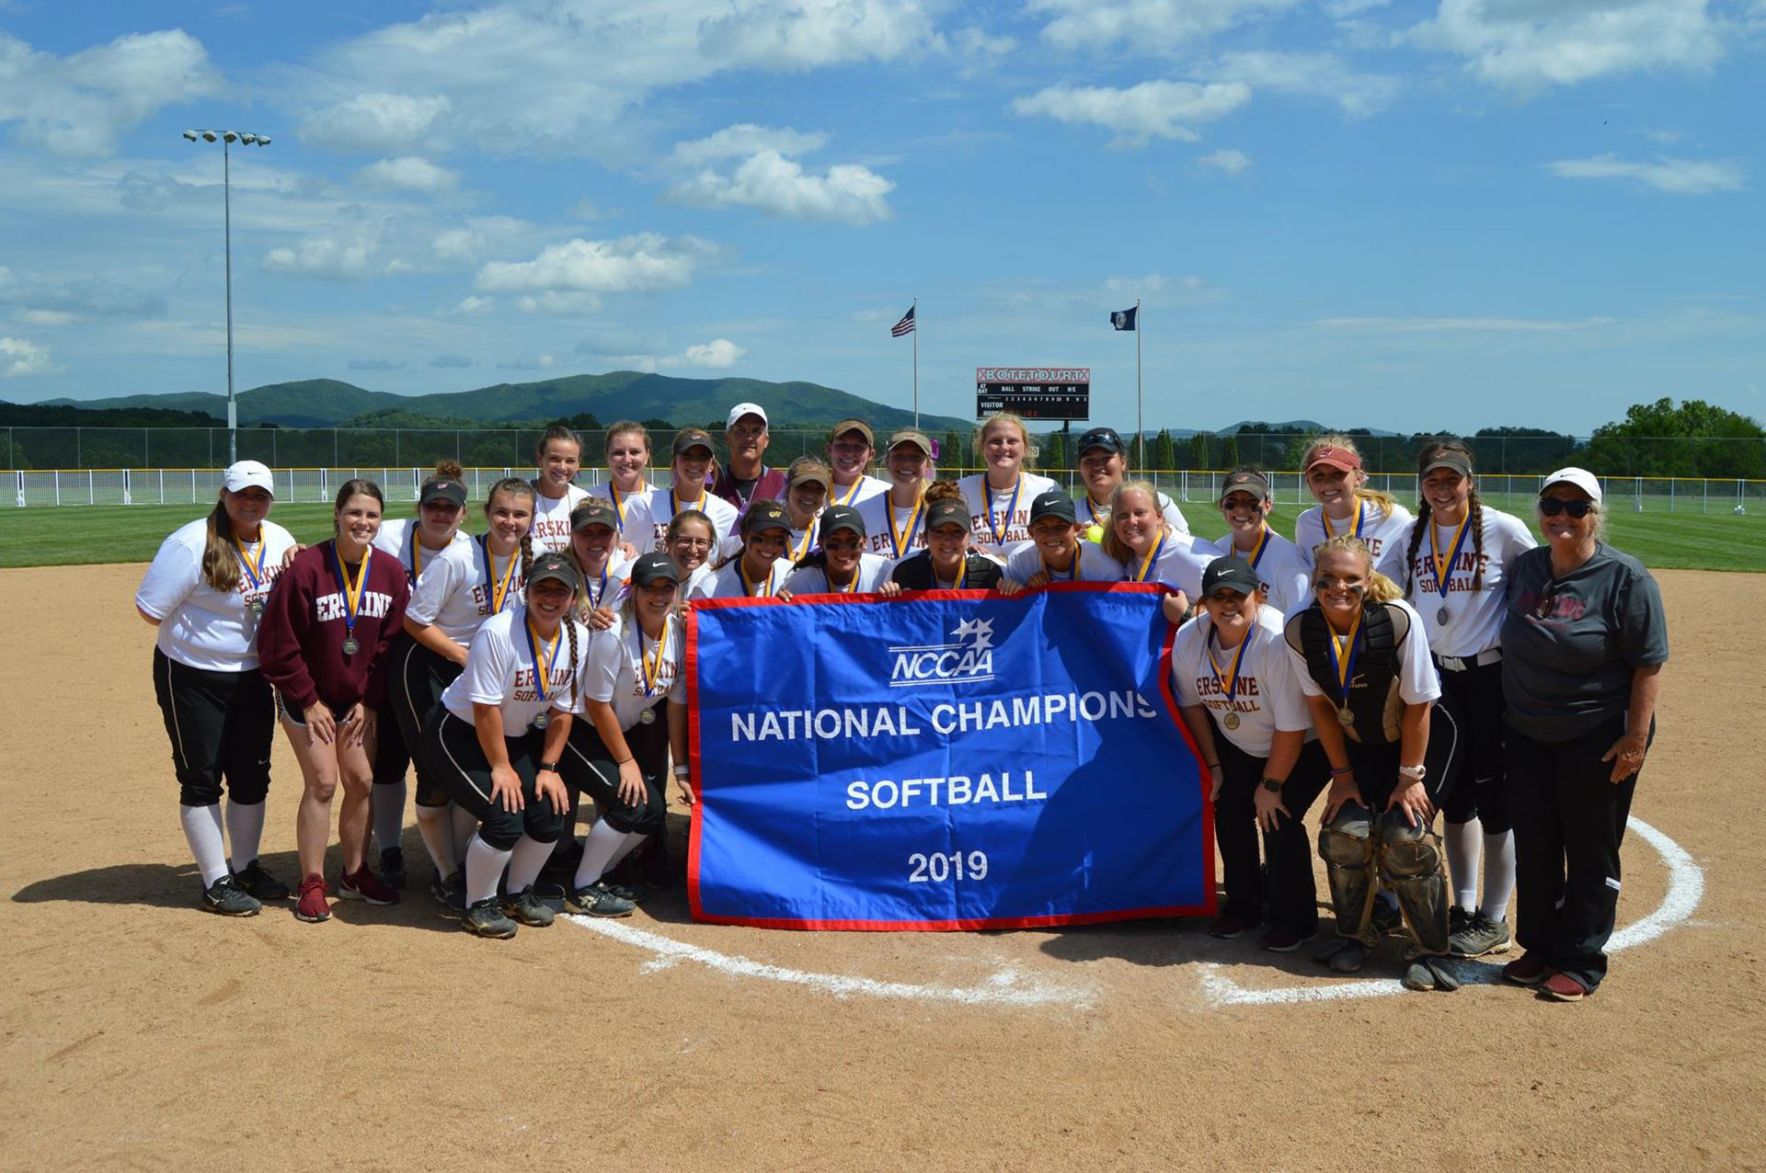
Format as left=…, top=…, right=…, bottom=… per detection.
left=639, top=707, right=657, bottom=725
left=533, top=711, right=550, bottom=730
left=1337, top=705, right=1354, bottom=727
left=342, top=637, right=360, bottom=655
left=1224, top=712, right=1240, bottom=731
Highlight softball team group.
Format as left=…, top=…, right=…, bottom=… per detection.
left=136, top=404, right=1668, bottom=1001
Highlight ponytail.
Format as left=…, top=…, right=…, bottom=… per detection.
left=1403, top=498, right=1430, bottom=596
left=565, top=616, right=581, bottom=711
left=518, top=532, right=534, bottom=587
left=199, top=495, right=242, bottom=593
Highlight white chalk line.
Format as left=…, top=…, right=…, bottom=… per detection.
left=1201, top=816, right=1705, bottom=1008
left=562, top=915, right=1096, bottom=1009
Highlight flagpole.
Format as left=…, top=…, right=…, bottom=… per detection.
left=1135, top=297, right=1143, bottom=468
left=912, top=297, right=919, bottom=430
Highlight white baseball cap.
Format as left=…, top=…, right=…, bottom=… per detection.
left=223, top=460, right=275, bottom=495
left=726, top=402, right=768, bottom=430
left=1540, top=467, right=1602, bottom=504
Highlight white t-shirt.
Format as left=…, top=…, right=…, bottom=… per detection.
left=1118, top=531, right=1217, bottom=599
left=696, top=556, right=793, bottom=600
left=635, top=485, right=740, bottom=556
left=405, top=535, right=493, bottom=646
left=1294, top=498, right=1414, bottom=573
left=782, top=553, right=894, bottom=596
left=1391, top=508, right=1537, bottom=659
left=1077, top=491, right=1189, bottom=537
left=530, top=483, right=590, bottom=555
left=593, top=480, right=652, bottom=544
left=1209, top=528, right=1313, bottom=619
left=958, top=471, right=1060, bottom=558
left=371, top=517, right=472, bottom=588
left=136, top=517, right=299, bottom=672
left=578, top=550, right=634, bottom=611
left=1004, top=539, right=1125, bottom=584
left=784, top=516, right=822, bottom=564
left=441, top=606, right=593, bottom=734
left=1173, top=608, right=1311, bottom=757
left=827, top=473, right=890, bottom=510
left=1287, top=599, right=1442, bottom=707
left=856, top=492, right=931, bottom=560
left=585, top=610, right=687, bottom=731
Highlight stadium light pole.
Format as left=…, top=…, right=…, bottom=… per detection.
left=183, top=129, right=271, bottom=465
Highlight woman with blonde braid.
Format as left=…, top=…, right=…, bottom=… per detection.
left=567, top=497, right=634, bottom=613
left=1294, top=435, right=1412, bottom=573
left=1392, top=440, right=1535, bottom=958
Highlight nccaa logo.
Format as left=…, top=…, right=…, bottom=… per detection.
left=887, top=618, right=995, bottom=688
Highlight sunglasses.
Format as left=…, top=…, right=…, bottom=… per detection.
left=1539, top=498, right=1594, bottom=518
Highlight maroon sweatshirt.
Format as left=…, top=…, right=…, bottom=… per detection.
left=258, top=539, right=410, bottom=712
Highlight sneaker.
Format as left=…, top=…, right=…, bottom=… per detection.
left=601, top=879, right=642, bottom=904
left=1449, top=911, right=1512, bottom=958
left=1540, top=972, right=1590, bottom=1002
left=201, top=873, right=261, bottom=917
left=564, top=880, right=637, bottom=918
left=1372, top=900, right=1403, bottom=936
left=232, top=860, right=289, bottom=902
left=1314, top=937, right=1367, bottom=973
left=294, top=874, right=331, bottom=923
left=462, top=896, right=518, bottom=939
left=1449, top=904, right=1471, bottom=939
left=1259, top=927, right=1312, bottom=953
left=1209, top=912, right=1259, bottom=940
left=1503, top=952, right=1551, bottom=986
left=339, top=866, right=400, bottom=906
left=501, top=888, right=556, bottom=927
left=429, top=869, right=466, bottom=918
left=378, top=847, right=407, bottom=890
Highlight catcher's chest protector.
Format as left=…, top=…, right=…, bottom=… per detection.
left=1290, top=602, right=1408, bottom=744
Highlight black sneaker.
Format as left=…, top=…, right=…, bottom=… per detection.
left=462, top=896, right=518, bottom=939
left=1449, top=911, right=1512, bottom=958
left=233, top=860, right=289, bottom=901
left=379, top=847, right=407, bottom=890
left=201, top=873, right=261, bottom=917
left=564, top=880, right=636, bottom=918
left=430, top=870, right=466, bottom=920
left=1372, top=900, right=1403, bottom=936
left=501, top=888, right=556, bottom=927
left=1449, top=904, right=1471, bottom=938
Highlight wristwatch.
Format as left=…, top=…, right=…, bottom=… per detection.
left=1397, top=764, right=1427, bottom=781
left=672, top=764, right=690, bottom=778
left=1259, top=776, right=1284, bottom=793
left=538, top=760, right=559, bottom=773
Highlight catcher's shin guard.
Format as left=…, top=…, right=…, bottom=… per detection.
left=1317, top=805, right=1377, bottom=945
left=1376, top=810, right=1451, bottom=957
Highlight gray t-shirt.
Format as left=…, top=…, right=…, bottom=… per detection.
left=1500, top=543, right=1668, bottom=742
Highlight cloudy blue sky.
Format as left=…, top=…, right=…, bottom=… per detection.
left=1, top=0, right=1761, bottom=435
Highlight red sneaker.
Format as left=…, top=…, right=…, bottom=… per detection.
left=1540, top=972, right=1590, bottom=1002
left=294, top=874, right=331, bottom=923
left=339, top=866, right=399, bottom=906
left=1502, top=952, right=1550, bottom=986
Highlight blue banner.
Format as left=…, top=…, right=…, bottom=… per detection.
left=686, top=584, right=1212, bottom=930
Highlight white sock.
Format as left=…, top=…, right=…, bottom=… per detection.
left=573, top=819, right=628, bottom=889
left=464, top=834, right=511, bottom=905
left=1480, top=830, right=1516, bottom=922
left=507, top=835, right=554, bottom=895
left=608, top=829, right=648, bottom=871
left=1444, top=819, right=1482, bottom=909
left=450, top=805, right=479, bottom=868
left=224, top=799, right=267, bottom=869
left=414, top=806, right=454, bottom=876
left=372, top=781, right=407, bottom=855
left=181, top=804, right=229, bottom=887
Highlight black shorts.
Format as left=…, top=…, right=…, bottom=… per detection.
left=421, top=709, right=565, bottom=851
left=152, top=648, right=275, bottom=807
left=276, top=692, right=358, bottom=728
left=558, top=703, right=669, bottom=835
left=385, top=637, right=464, bottom=805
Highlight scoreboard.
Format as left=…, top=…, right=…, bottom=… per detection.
left=975, top=367, right=1090, bottom=421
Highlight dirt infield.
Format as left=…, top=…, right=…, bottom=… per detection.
left=2, top=563, right=1762, bottom=1170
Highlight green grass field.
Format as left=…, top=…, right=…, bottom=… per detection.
left=3, top=493, right=1762, bottom=572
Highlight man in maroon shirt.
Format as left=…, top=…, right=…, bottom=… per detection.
left=712, top=402, right=787, bottom=517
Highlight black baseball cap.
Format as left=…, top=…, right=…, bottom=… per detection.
left=925, top=499, right=969, bottom=532
left=570, top=497, right=617, bottom=531
left=630, top=551, right=683, bottom=586
left=1077, top=427, right=1125, bottom=457
left=672, top=428, right=715, bottom=458
left=741, top=499, right=791, bottom=535
left=1218, top=469, right=1271, bottom=503
left=1201, top=557, right=1261, bottom=598
left=526, top=551, right=583, bottom=592
left=819, top=503, right=866, bottom=538
left=1029, top=488, right=1077, bottom=524
left=420, top=476, right=467, bottom=508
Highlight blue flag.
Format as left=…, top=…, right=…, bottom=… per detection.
left=1110, top=305, right=1138, bottom=331
left=685, top=584, right=1211, bottom=930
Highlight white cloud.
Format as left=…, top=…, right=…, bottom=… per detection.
left=498, top=353, right=559, bottom=370
left=263, top=232, right=384, bottom=279
left=1410, top=0, right=1724, bottom=92
left=672, top=123, right=829, bottom=167
left=444, top=295, right=497, bottom=317
left=1210, top=50, right=1401, bottom=118
left=1546, top=154, right=1745, bottom=194
left=0, top=267, right=167, bottom=320
left=476, top=233, right=715, bottom=294
left=1324, top=0, right=1391, bottom=15
left=0, top=335, right=62, bottom=376
left=1199, top=148, right=1252, bottom=173
left=430, top=216, right=533, bottom=266
left=682, top=338, right=747, bottom=368
left=15, top=309, right=77, bottom=326
left=1029, top=0, right=1303, bottom=51
left=357, top=155, right=459, bottom=191
left=516, top=291, right=604, bottom=315
left=0, top=30, right=220, bottom=156
left=696, top=0, right=935, bottom=69
left=1011, top=80, right=1251, bottom=145
left=299, top=92, right=452, bottom=152
left=672, top=150, right=893, bottom=224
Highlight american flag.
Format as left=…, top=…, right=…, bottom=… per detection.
left=890, top=305, right=916, bottom=337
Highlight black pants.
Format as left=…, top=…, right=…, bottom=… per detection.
left=152, top=648, right=275, bottom=807
left=421, top=710, right=565, bottom=851
left=1504, top=714, right=1646, bottom=992
left=1437, top=659, right=1510, bottom=833
left=1214, top=736, right=1329, bottom=930
left=1341, top=702, right=1460, bottom=813
left=386, top=638, right=464, bottom=807
left=558, top=704, right=669, bottom=836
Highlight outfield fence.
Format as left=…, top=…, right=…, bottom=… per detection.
left=8, top=465, right=1760, bottom=515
